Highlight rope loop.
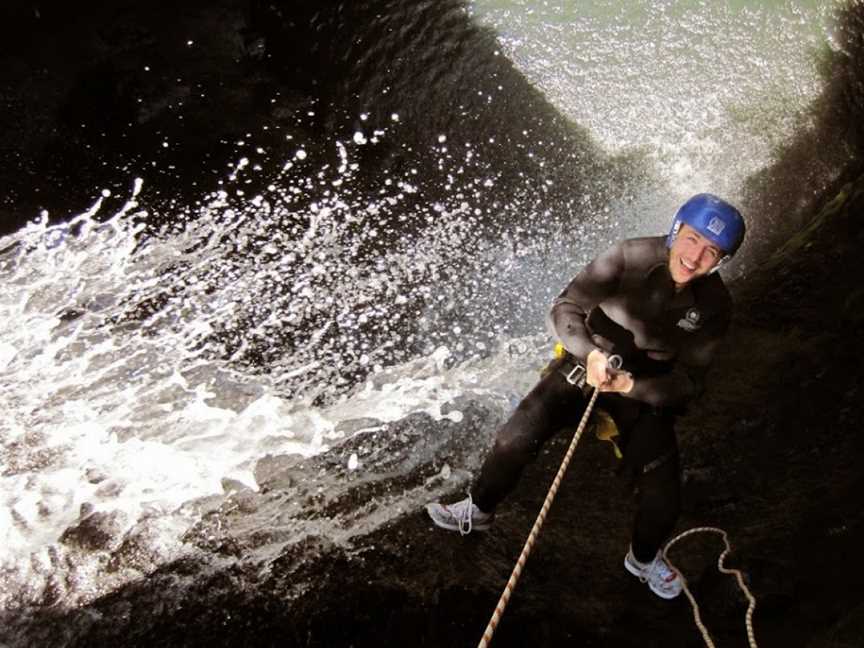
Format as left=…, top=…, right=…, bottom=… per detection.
left=663, top=527, right=759, bottom=648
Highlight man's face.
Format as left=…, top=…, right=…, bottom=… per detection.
left=668, top=223, right=723, bottom=286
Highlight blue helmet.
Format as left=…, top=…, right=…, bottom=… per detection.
left=666, top=193, right=745, bottom=262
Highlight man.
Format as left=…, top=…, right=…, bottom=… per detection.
left=427, top=194, right=745, bottom=600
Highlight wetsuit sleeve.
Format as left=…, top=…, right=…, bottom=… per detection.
left=547, top=242, right=626, bottom=362
left=626, top=311, right=730, bottom=407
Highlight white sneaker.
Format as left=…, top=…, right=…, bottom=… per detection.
left=624, top=548, right=683, bottom=600
left=426, top=494, right=493, bottom=535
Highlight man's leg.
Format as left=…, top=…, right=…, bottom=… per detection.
left=426, top=366, right=587, bottom=533
left=626, top=409, right=680, bottom=560
left=472, top=369, right=588, bottom=513
left=620, top=407, right=683, bottom=599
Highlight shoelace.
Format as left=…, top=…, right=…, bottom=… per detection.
left=457, top=493, right=476, bottom=536
left=645, top=558, right=675, bottom=584
left=635, top=553, right=676, bottom=585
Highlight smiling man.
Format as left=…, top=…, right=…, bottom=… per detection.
left=427, top=193, right=745, bottom=600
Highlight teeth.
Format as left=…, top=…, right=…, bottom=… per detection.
left=680, top=258, right=696, bottom=271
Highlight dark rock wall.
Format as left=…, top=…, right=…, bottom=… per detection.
left=738, top=2, right=864, bottom=272
left=1, top=0, right=256, bottom=233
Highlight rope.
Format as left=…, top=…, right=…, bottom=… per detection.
left=663, top=527, right=759, bottom=648
left=477, top=388, right=600, bottom=648
left=476, top=386, right=760, bottom=648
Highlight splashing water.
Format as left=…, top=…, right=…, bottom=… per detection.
left=0, top=128, right=566, bottom=614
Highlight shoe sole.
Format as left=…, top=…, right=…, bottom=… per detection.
left=624, top=556, right=681, bottom=600
left=425, top=503, right=493, bottom=533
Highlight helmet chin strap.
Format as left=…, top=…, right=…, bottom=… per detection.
left=709, top=254, right=732, bottom=273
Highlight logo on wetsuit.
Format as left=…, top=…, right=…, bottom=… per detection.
left=676, top=308, right=702, bottom=332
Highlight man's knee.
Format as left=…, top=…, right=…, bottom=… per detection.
left=491, top=401, right=550, bottom=462
left=491, top=423, right=540, bottom=463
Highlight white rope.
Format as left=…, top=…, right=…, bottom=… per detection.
left=663, top=527, right=759, bottom=648
left=477, top=388, right=600, bottom=648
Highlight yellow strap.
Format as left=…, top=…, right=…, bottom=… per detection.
left=593, top=409, right=623, bottom=459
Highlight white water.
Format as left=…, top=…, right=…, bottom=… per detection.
left=0, top=153, right=545, bottom=612
left=0, top=0, right=841, bottom=620
left=473, top=0, right=840, bottom=219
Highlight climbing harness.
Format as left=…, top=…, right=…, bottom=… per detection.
left=477, top=388, right=600, bottom=648
left=478, top=346, right=759, bottom=647
left=551, top=342, right=623, bottom=389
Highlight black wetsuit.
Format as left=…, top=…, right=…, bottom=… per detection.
left=472, top=236, right=732, bottom=562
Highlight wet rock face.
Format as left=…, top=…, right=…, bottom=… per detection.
left=7, top=177, right=864, bottom=645
left=4, top=0, right=349, bottom=234
left=11, top=178, right=855, bottom=648
left=60, top=510, right=129, bottom=552
left=107, top=517, right=179, bottom=573
left=0, top=398, right=507, bottom=647
left=3, top=2, right=864, bottom=647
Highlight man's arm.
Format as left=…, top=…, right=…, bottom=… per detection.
left=547, top=242, right=626, bottom=362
